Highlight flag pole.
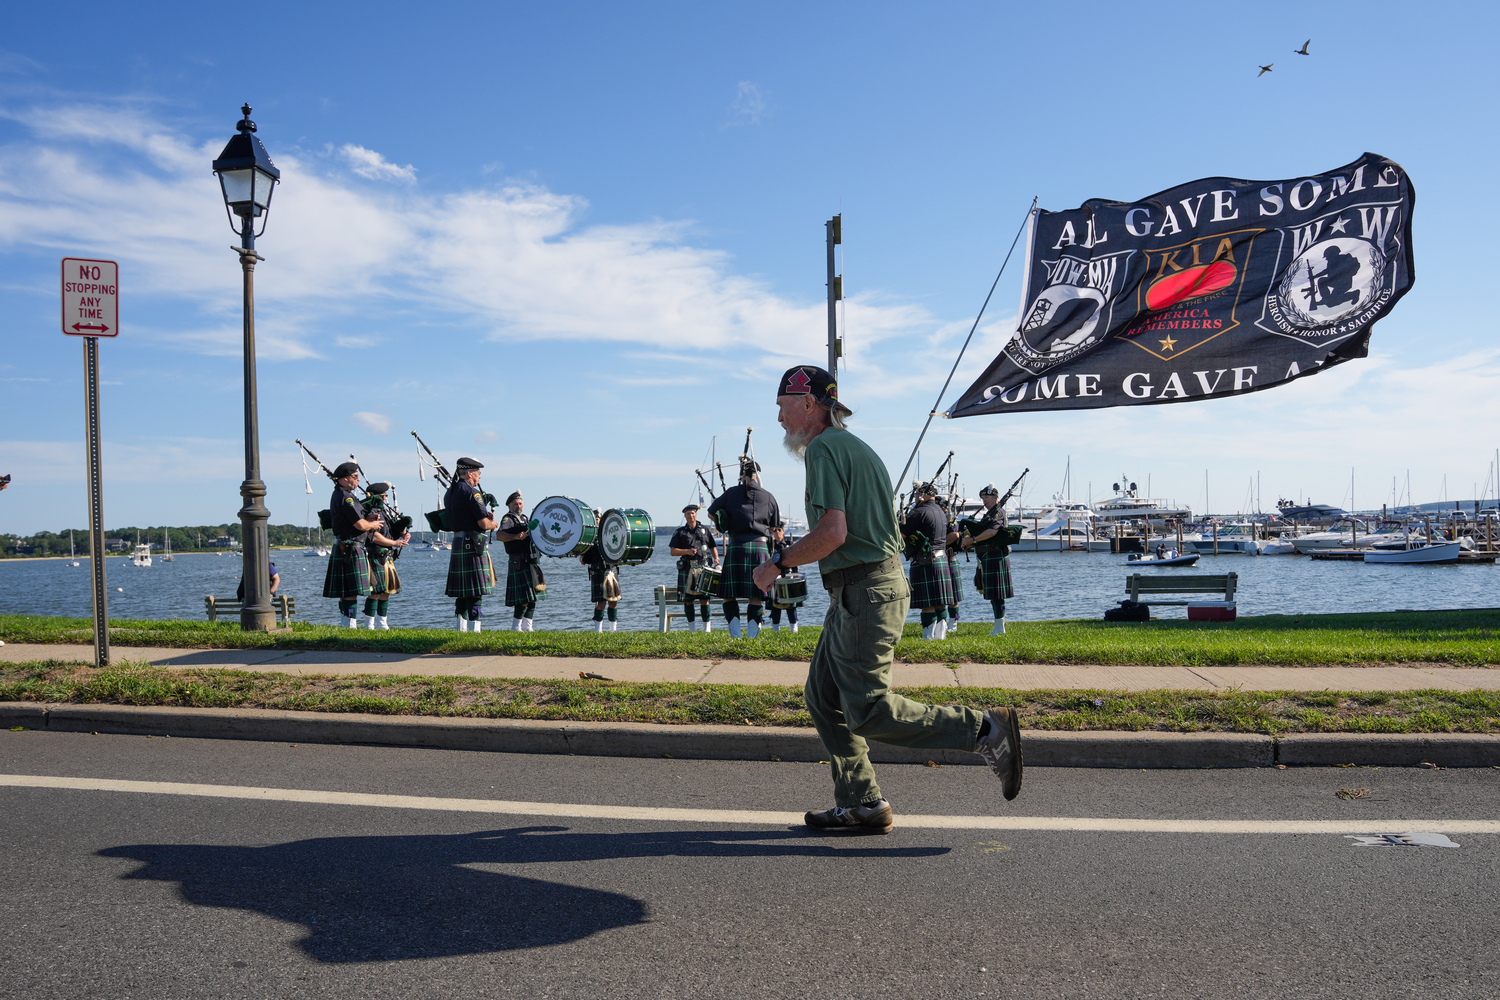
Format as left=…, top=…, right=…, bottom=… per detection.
left=893, top=197, right=1036, bottom=496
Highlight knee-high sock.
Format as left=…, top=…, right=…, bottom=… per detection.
left=747, top=603, right=764, bottom=624
left=607, top=605, right=617, bottom=621
left=723, top=599, right=740, bottom=621
left=920, top=610, right=937, bottom=628
left=990, top=598, right=1006, bottom=619
left=339, top=600, right=357, bottom=618
left=592, top=608, right=604, bottom=622
left=684, top=603, right=697, bottom=621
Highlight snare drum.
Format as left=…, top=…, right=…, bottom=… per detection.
left=687, top=564, right=721, bottom=597
left=771, top=572, right=809, bottom=608
left=529, top=496, right=598, bottom=558
left=599, top=508, right=656, bottom=565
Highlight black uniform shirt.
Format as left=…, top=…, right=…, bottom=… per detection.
left=445, top=480, right=492, bottom=533
left=901, top=499, right=947, bottom=555
left=974, top=507, right=1008, bottom=552
left=580, top=544, right=608, bottom=573
left=330, top=487, right=365, bottom=541
left=708, top=484, right=780, bottom=543
left=772, top=536, right=795, bottom=577
left=499, top=511, right=530, bottom=556
left=670, top=523, right=718, bottom=565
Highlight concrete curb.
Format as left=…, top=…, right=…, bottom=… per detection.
left=6, top=702, right=1499, bottom=767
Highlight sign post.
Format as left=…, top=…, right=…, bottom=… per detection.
left=62, top=257, right=118, bottom=669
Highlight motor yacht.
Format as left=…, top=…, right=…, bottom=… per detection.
left=1092, top=478, right=1193, bottom=525
left=1290, top=519, right=1408, bottom=553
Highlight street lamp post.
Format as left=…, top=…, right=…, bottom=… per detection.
left=212, top=104, right=281, bottom=631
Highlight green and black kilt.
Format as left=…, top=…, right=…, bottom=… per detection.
left=944, top=547, right=964, bottom=605
left=323, top=540, right=371, bottom=599
left=677, top=559, right=714, bottom=600
left=367, top=551, right=402, bottom=598
left=975, top=548, right=1014, bottom=601
left=505, top=556, right=543, bottom=607
left=445, top=533, right=496, bottom=599
left=589, top=566, right=620, bottom=603
left=720, top=536, right=772, bottom=601
left=908, top=551, right=955, bottom=608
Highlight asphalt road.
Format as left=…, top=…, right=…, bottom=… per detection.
left=1, top=730, right=1496, bottom=999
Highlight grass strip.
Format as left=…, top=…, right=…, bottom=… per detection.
left=3, top=661, right=1498, bottom=734
left=4, top=610, right=1499, bottom=666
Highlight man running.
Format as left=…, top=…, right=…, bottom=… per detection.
left=753, top=365, right=1023, bottom=833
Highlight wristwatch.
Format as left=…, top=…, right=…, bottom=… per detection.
left=771, top=549, right=782, bottom=566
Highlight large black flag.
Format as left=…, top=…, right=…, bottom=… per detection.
left=948, top=153, right=1415, bottom=417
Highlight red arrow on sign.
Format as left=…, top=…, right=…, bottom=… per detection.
left=72, top=323, right=110, bottom=333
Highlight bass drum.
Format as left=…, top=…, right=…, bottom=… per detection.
left=599, top=508, right=656, bottom=565
left=529, top=496, right=598, bottom=558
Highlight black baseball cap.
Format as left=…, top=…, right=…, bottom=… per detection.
left=777, top=365, right=852, bottom=415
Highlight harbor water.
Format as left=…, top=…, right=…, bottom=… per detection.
left=1, top=538, right=1494, bottom=631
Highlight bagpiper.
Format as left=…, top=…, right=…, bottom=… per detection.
left=961, top=483, right=1016, bottom=635
left=668, top=504, right=718, bottom=632
left=323, top=461, right=384, bottom=627
left=444, top=457, right=498, bottom=632
left=497, top=491, right=543, bottom=632
left=361, top=482, right=410, bottom=630
left=901, top=481, right=954, bottom=640
left=707, top=457, right=779, bottom=638
left=580, top=512, right=621, bottom=632
left=943, top=504, right=964, bottom=633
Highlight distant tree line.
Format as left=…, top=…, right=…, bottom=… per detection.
left=0, top=524, right=329, bottom=558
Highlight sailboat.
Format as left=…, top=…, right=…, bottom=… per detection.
left=69, top=530, right=80, bottom=567
left=162, top=528, right=174, bottom=562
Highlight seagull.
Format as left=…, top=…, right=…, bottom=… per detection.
left=1258, top=63, right=1273, bottom=77
left=1295, top=39, right=1311, bottom=55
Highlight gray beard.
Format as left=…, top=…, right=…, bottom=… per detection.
left=783, top=429, right=813, bottom=462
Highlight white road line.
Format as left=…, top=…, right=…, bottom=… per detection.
left=2, top=773, right=1497, bottom=833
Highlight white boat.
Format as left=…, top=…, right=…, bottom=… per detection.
left=1185, top=522, right=1261, bottom=556
left=1291, top=519, right=1408, bottom=553
left=1126, top=549, right=1200, bottom=567
left=1092, top=478, right=1193, bottom=525
left=1259, top=538, right=1297, bottom=555
left=1363, top=541, right=1462, bottom=564
left=1012, top=501, right=1111, bottom=551
left=161, top=528, right=174, bottom=562
left=131, top=543, right=152, bottom=568
left=68, top=530, right=80, bottom=567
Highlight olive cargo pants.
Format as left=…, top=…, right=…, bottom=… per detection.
left=805, top=562, right=984, bottom=807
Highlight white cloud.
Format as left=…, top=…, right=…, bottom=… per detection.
left=0, top=100, right=934, bottom=369
left=725, top=81, right=767, bottom=127
left=351, top=411, right=393, bottom=434
left=335, top=334, right=379, bottom=349
left=340, top=144, right=416, bottom=182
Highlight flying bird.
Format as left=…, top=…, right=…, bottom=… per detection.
left=1295, top=39, right=1311, bottom=55
left=1258, top=64, right=1273, bottom=77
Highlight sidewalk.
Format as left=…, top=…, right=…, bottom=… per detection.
left=3, top=642, right=1498, bottom=691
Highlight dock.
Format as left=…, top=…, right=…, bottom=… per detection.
left=1309, top=550, right=1496, bottom=564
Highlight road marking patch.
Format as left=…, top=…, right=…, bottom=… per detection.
left=2, top=773, right=1498, bottom=834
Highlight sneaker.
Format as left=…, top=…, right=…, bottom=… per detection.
left=973, top=708, right=1023, bottom=801
left=804, top=798, right=893, bottom=834
left=990, top=618, right=1006, bottom=636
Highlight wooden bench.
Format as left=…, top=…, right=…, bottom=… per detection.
left=1126, top=572, right=1237, bottom=606
left=205, top=594, right=297, bottom=625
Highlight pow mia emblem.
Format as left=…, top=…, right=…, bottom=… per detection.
left=1258, top=202, right=1403, bottom=348
left=1005, top=250, right=1139, bottom=375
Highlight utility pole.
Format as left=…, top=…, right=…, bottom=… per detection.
left=826, top=215, right=842, bottom=379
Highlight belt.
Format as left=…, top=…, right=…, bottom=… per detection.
left=819, top=555, right=902, bottom=591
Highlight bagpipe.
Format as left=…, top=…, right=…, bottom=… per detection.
left=412, top=430, right=500, bottom=532
left=298, top=439, right=350, bottom=532
left=959, top=467, right=1029, bottom=552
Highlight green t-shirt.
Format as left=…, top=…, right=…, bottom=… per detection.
left=803, top=427, right=901, bottom=573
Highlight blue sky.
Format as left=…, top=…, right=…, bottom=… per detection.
left=2, top=1, right=1497, bottom=535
